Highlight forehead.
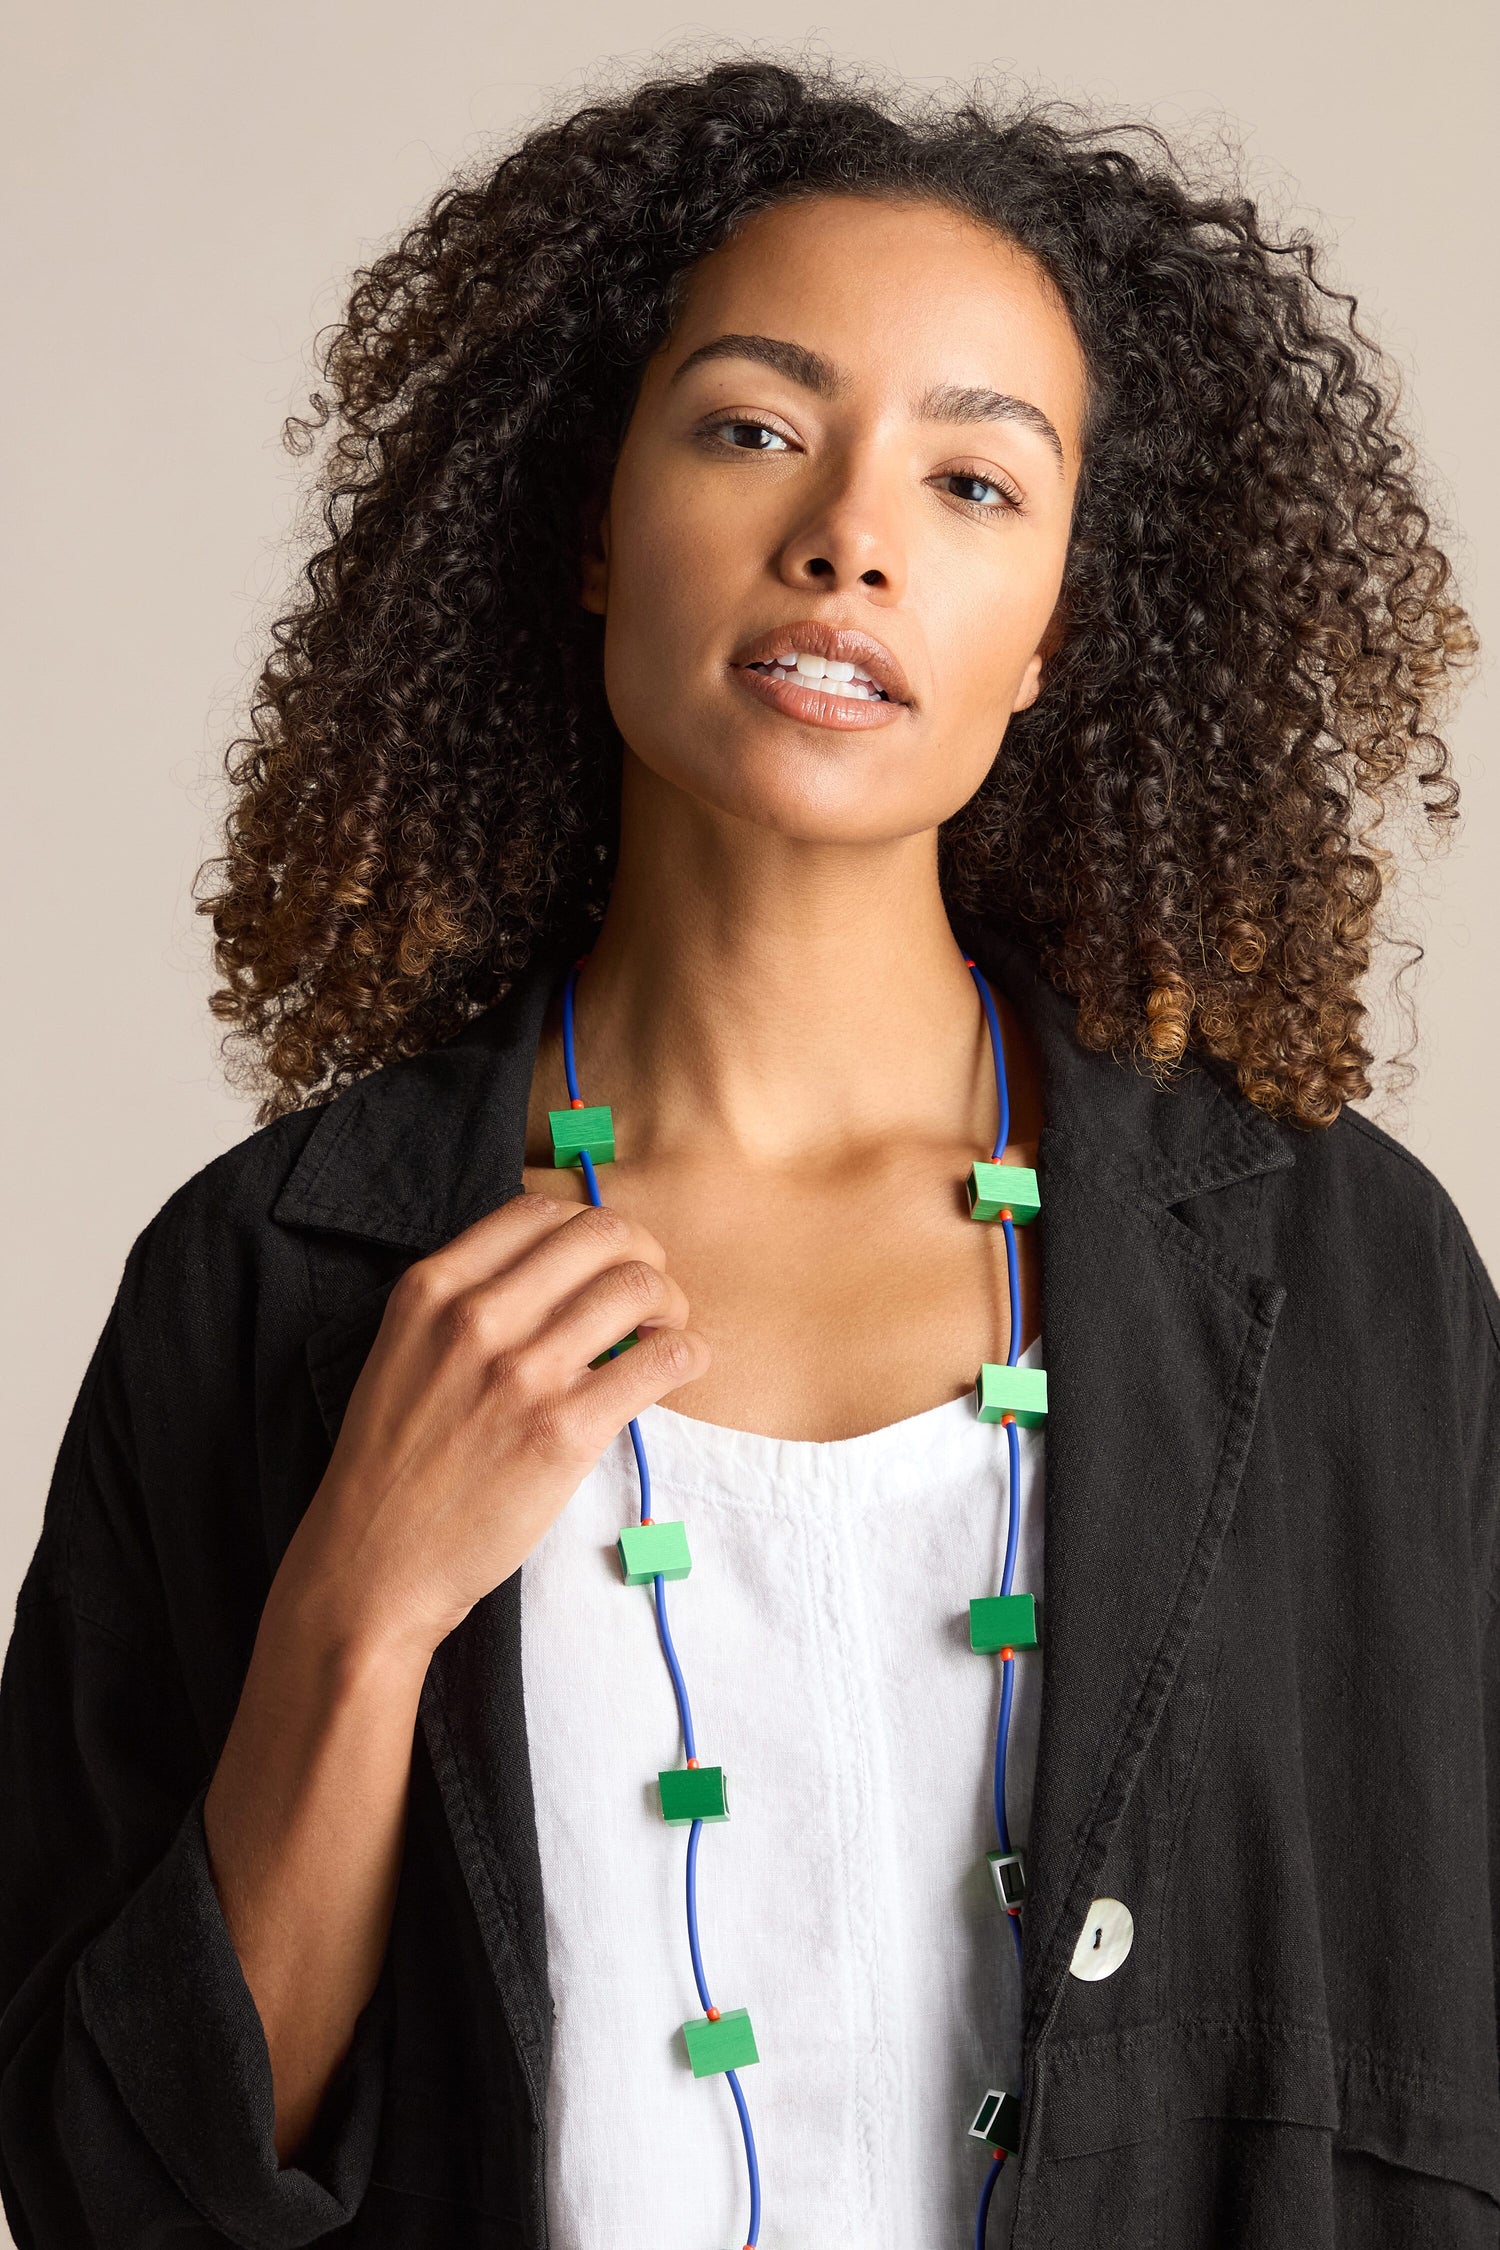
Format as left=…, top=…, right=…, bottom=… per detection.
left=655, top=192, right=1087, bottom=461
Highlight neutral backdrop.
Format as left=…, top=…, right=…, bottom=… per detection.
left=0, top=9, right=1493, bottom=2218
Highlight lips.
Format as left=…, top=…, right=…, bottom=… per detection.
left=729, top=619, right=913, bottom=707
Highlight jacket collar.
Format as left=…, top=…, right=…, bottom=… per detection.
left=275, top=915, right=1294, bottom=2207
left=272, top=945, right=559, bottom=1251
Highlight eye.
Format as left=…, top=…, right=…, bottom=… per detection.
left=933, top=467, right=1024, bottom=514
left=699, top=416, right=795, bottom=454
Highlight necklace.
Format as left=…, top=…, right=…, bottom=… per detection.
left=552, top=943, right=1043, bottom=2249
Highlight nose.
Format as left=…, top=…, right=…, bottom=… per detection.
left=774, top=454, right=908, bottom=603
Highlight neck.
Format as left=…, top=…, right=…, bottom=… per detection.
left=564, top=758, right=1039, bottom=1167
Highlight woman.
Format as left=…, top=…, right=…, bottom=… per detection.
left=0, top=52, right=1492, bottom=2250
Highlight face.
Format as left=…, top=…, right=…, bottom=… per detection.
left=580, top=192, right=1087, bottom=845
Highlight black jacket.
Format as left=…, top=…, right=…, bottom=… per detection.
left=2, top=918, right=1498, bottom=2250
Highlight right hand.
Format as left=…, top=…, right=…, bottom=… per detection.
left=282, top=1191, right=711, bottom=1661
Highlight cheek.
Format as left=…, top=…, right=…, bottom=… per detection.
left=609, top=457, right=734, bottom=640
left=933, top=531, right=1063, bottom=714
left=604, top=529, right=723, bottom=735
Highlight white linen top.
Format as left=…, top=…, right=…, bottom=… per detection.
left=520, top=1335, right=1044, bottom=2248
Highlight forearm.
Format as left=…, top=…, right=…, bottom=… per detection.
left=202, top=1562, right=431, bottom=2165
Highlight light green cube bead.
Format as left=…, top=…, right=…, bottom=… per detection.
left=658, top=1765, right=729, bottom=1823
left=974, top=1363, right=1048, bottom=1427
left=549, top=1104, right=615, bottom=1167
left=966, top=1161, right=1041, bottom=1225
left=617, top=1518, right=691, bottom=1585
left=682, top=2006, right=759, bottom=2077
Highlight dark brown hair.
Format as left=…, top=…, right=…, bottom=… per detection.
left=196, top=55, right=1476, bottom=1129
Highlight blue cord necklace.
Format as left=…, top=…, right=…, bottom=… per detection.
left=552, top=942, right=1043, bottom=2249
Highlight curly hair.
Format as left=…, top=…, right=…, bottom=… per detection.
left=195, top=53, right=1476, bottom=1130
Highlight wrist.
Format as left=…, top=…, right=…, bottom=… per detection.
left=265, top=1510, right=443, bottom=1684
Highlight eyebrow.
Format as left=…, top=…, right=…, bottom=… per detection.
left=668, top=332, right=1065, bottom=470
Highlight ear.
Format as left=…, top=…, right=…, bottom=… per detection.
left=1011, top=595, right=1068, bottom=715
left=579, top=485, right=610, bottom=616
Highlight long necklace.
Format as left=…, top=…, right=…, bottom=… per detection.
left=551, top=944, right=1043, bottom=2249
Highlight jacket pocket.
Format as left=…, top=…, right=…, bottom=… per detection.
left=1018, top=2021, right=1500, bottom=2250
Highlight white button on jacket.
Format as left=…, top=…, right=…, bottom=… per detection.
left=1069, top=1897, right=1134, bottom=1981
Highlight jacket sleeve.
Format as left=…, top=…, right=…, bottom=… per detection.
left=0, top=1235, right=394, bottom=2249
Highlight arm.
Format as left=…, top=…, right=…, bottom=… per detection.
left=201, top=1574, right=430, bottom=2167
left=2, top=1182, right=707, bottom=2246
left=0, top=1275, right=396, bottom=2249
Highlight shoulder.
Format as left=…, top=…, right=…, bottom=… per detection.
left=1262, top=1100, right=1500, bottom=1511
left=1277, top=1104, right=1496, bottom=1330
left=121, top=1102, right=327, bottom=1310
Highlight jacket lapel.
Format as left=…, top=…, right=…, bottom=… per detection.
left=271, top=919, right=1296, bottom=2193
left=960, top=924, right=1292, bottom=2085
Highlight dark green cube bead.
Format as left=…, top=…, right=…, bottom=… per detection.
left=988, top=1847, right=1028, bottom=1910
left=589, top=1328, right=639, bottom=1370
left=970, top=1592, right=1038, bottom=1653
left=617, top=1517, right=691, bottom=1585
left=549, top=1104, right=615, bottom=1167
left=682, top=2005, right=759, bottom=2077
left=658, top=1764, right=729, bottom=1823
left=966, top=1161, right=1041, bottom=1226
left=974, top=1363, right=1048, bottom=1427
left=968, top=2087, right=1022, bottom=2153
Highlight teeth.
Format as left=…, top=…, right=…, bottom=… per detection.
left=751, top=649, right=888, bottom=700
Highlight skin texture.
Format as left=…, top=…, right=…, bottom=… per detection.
left=203, top=193, right=1084, bottom=2165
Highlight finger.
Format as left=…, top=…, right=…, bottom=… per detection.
left=497, top=1199, right=670, bottom=1309
left=529, top=1260, right=692, bottom=1382
left=421, top=1189, right=598, bottom=1294
left=402, top=1202, right=677, bottom=1366
left=566, top=1323, right=713, bottom=1448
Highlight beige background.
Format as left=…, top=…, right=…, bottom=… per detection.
left=0, top=8, right=1493, bottom=2210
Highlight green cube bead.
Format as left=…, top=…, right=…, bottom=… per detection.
left=970, top=1592, right=1038, bottom=1653
left=658, top=1764, right=729, bottom=1823
left=682, top=2005, right=759, bottom=2078
left=966, top=1161, right=1041, bottom=1226
left=617, top=1518, right=692, bottom=1585
left=549, top=1104, right=616, bottom=1167
left=974, top=1363, right=1048, bottom=1427
left=588, top=1328, right=639, bottom=1370
left=968, top=2087, right=1021, bottom=2153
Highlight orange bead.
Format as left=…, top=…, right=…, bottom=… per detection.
left=1001, top=1412, right=1016, bottom=1426
left=1000, top=1646, right=1015, bottom=1660
left=570, top=1097, right=585, bottom=1109
left=998, top=1207, right=1013, bottom=1223
left=687, top=1757, right=699, bottom=1769
left=707, top=2006, right=720, bottom=2022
